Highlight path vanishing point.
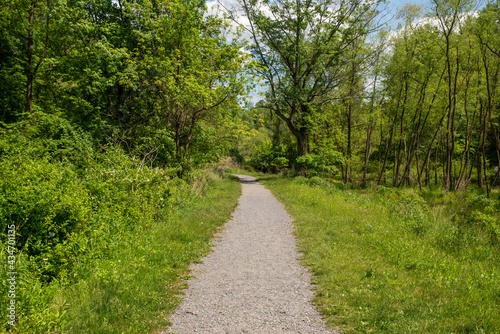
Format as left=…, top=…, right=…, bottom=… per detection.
left=164, top=174, right=336, bottom=334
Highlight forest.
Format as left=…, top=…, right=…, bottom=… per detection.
left=238, top=0, right=500, bottom=193
left=0, top=0, right=499, bottom=332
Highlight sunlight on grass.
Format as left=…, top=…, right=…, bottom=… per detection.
left=64, top=176, right=241, bottom=334
left=260, top=175, right=500, bottom=333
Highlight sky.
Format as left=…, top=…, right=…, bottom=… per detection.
left=208, top=0, right=437, bottom=35
left=385, top=0, right=433, bottom=21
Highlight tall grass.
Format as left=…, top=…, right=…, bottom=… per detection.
left=259, top=175, right=500, bottom=333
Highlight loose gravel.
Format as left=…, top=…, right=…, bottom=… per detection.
left=163, top=175, right=336, bottom=334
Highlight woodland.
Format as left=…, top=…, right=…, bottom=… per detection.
left=0, top=0, right=499, bottom=332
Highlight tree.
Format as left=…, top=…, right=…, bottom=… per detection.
left=431, top=0, right=476, bottom=190
left=0, top=0, right=83, bottom=115
left=116, top=0, right=251, bottom=174
left=472, top=1, right=500, bottom=189
left=237, top=0, right=382, bottom=157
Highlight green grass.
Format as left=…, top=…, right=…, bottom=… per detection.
left=258, top=175, right=500, bottom=333
left=0, top=174, right=240, bottom=334
left=64, top=175, right=241, bottom=334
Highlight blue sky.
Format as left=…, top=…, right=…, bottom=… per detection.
left=381, top=0, right=433, bottom=28
left=387, top=0, right=432, bottom=13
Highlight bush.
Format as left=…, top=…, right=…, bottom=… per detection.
left=293, top=175, right=327, bottom=187
left=293, top=176, right=310, bottom=185
left=308, top=176, right=326, bottom=187
left=296, top=150, right=343, bottom=177
left=390, top=190, right=431, bottom=236
left=26, top=111, right=94, bottom=168
left=248, top=141, right=289, bottom=173
left=188, top=167, right=221, bottom=196
left=457, top=195, right=500, bottom=245
left=0, top=141, right=195, bottom=333
left=282, top=170, right=298, bottom=178
left=228, top=148, right=245, bottom=165
left=0, top=157, right=91, bottom=282
left=271, top=156, right=289, bottom=169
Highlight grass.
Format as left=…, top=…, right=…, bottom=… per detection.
left=43, top=175, right=240, bottom=334
left=258, top=175, right=500, bottom=333
left=0, top=141, right=242, bottom=334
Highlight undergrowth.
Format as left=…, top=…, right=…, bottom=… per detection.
left=0, top=114, right=241, bottom=333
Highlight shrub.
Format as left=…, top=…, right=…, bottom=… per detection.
left=293, top=176, right=309, bottom=185
left=457, top=195, right=500, bottom=245
left=249, top=142, right=289, bottom=173
left=308, top=176, right=326, bottom=187
left=229, top=148, right=245, bottom=165
left=0, top=157, right=91, bottom=282
left=296, top=150, right=343, bottom=177
left=292, top=175, right=327, bottom=187
left=391, top=190, right=432, bottom=236
left=271, top=156, right=289, bottom=169
left=26, top=111, right=94, bottom=168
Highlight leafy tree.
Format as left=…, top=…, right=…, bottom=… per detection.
left=472, top=1, right=500, bottom=188
left=110, top=0, right=252, bottom=174
left=0, top=0, right=83, bottom=115
left=238, top=0, right=383, bottom=157
left=431, top=0, right=477, bottom=190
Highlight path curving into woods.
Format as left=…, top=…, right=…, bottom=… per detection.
left=163, top=174, right=336, bottom=334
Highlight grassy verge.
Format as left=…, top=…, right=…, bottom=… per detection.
left=258, top=175, right=500, bottom=333
left=0, top=161, right=241, bottom=334
left=64, top=175, right=241, bottom=334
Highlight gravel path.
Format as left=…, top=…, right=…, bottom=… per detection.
left=163, top=175, right=336, bottom=334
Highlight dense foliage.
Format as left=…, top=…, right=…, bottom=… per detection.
left=1, top=0, right=499, bottom=332
left=0, top=0, right=250, bottom=173
left=239, top=0, right=500, bottom=194
left=0, top=0, right=247, bottom=332
left=0, top=111, right=242, bottom=332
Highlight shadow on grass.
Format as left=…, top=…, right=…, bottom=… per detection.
left=255, top=175, right=279, bottom=183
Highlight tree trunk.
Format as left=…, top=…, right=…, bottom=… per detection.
left=25, top=0, right=36, bottom=114
left=477, top=146, right=483, bottom=188
left=346, top=100, right=352, bottom=183
left=274, top=105, right=309, bottom=157
left=378, top=84, right=404, bottom=185
left=394, top=76, right=409, bottom=186
left=425, top=153, right=430, bottom=186
left=296, top=128, right=308, bottom=156
left=362, top=121, right=374, bottom=184
left=435, top=148, right=438, bottom=186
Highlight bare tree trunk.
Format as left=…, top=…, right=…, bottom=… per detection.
left=435, top=148, right=439, bottom=186
left=448, top=46, right=460, bottom=189
left=414, top=67, right=445, bottom=187
left=477, top=121, right=483, bottom=188
left=455, top=64, right=473, bottom=190
left=425, top=153, right=430, bottom=186
left=444, top=44, right=453, bottom=191
left=434, top=7, right=459, bottom=192
left=394, top=76, right=409, bottom=186
left=481, top=53, right=494, bottom=197
left=346, top=101, right=352, bottom=183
